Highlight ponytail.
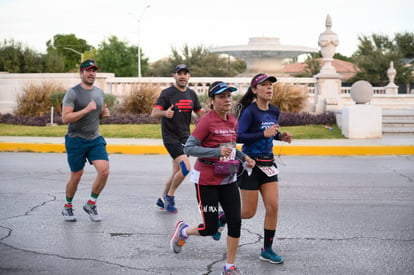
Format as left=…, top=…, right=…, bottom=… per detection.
left=233, top=86, right=256, bottom=118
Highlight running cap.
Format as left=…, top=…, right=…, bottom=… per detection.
left=208, top=82, right=237, bottom=98
left=174, top=64, right=190, bottom=73
left=250, top=73, right=277, bottom=88
left=80, top=59, right=99, bottom=71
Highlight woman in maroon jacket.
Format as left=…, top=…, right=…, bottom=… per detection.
left=169, top=81, right=255, bottom=275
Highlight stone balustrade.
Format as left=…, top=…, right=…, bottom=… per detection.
left=104, top=76, right=317, bottom=98
left=0, top=73, right=412, bottom=114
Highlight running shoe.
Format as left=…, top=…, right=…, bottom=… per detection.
left=221, top=265, right=240, bottom=275
left=163, top=194, right=177, bottom=213
left=170, top=221, right=188, bottom=253
left=61, top=207, right=76, bottom=222
left=83, top=203, right=102, bottom=222
left=156, top=197, right=164, bottom=209
left=212, top=211, right=226, bottom=241
left=259, top=248, right=284, bottom=264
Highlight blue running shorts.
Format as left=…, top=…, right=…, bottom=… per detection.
left=65, top=135, right=108, bottom=172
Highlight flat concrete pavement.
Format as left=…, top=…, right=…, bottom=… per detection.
left=0, top=153, right=413, bottom=274
left=0, top=134, right=413, bottom=155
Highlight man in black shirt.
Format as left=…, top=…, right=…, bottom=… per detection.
left=151, top=64, right=204, bottom=213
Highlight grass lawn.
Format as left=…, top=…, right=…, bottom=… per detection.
left=0, top=123, right=344, bottom=139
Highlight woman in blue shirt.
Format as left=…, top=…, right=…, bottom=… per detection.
left=235, top=73, right=292, bottom=264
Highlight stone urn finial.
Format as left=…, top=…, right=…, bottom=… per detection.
left=387, top=61, right=396, bottom=85
left=385, top=60, right=399, bottom=94
left=318, top=14, right=339, bottom=74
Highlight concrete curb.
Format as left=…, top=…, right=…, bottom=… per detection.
left=1, top=142, right=413, bottom=155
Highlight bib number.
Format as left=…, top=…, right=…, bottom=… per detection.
left=257, top=165, right=279, bottom=177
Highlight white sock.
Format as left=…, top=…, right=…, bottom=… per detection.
left=181, top=227, right=188, bottom=238
left=225, top=263, right=234, bottom=270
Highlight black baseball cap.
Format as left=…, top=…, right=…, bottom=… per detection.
left=174, top=64, right=190, bottom=73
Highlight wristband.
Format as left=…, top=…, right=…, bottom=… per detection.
left=274, top=132, right=282, bottom=140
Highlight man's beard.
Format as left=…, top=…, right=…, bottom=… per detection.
left=176, top=79, right=187, bottom=88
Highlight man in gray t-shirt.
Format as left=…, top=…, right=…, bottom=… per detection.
left=63, top=84, right=104, bottom=139
left=61, top=59, right=110, bottom=223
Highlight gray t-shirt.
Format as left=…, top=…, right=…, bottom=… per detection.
left=62, top=84, right=105, bottom=139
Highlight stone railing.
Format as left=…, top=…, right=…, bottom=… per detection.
left=105, top=77, right=317, bottom=98
left=0, top=73, right=412, bottom=114
left=340, top=87, right=386, bottom=94
left=105, top=77, right=412, bottom=112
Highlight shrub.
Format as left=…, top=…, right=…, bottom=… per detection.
left=15, top=81, right=65, bottom=116
left=197, top=93, right=210, bottom=110
left=104, top=94, right=117, bottom=109
left=279, top=112, right=336, bottom=126
left=0, top=112, right=62, bottom=126
left=271, top=83, right=308, bottom=113
left=48, top=91, right=117, bottom=116
left=101, top=113, right=159, bottom=124
left=0, top=111, right=336, bottom=126
left=0, top=112, right=160, bottom=125
left=118, top=85, right=159, bottom=114
left=49, top=91, right=118, bottom=116
left=49, top=91, right=66, bottom=115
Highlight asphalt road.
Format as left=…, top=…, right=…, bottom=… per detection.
left=0, top=153, right=413, bottom=275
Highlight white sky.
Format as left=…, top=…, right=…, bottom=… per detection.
left=1, top=0, right=413, bottom=62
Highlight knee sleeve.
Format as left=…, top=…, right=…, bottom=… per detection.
left=227, top=220, right=241, bottom=238
left=197, top=223, right=218, bottom=236
left=180, top=160, right=190, bottom=176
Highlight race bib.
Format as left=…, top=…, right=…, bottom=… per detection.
left=190, top=169, right=200, bottom=183
left=257, top=165, right=279, bottom=177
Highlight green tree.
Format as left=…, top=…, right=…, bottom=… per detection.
left=42, top=49, right=65, bottom=73
left=333, top=52, right=352, bottom=62
left=148, top=58, right=172, bottom=77
left=46, top=34, right=92, bottom=72
left=0, top=39, right=22, bottom=72
left=351, top=32, right=414, bottom=91
left=95, top=36, right=148, bottom=77
left=197, top=53, right=246, bottom=77
left=304, top=58, right=321, bottom=76
left=290, top=52, right=322, bottom=77
left=290, top=52, right=353, bottom=78
left=394, top=32, right=414, bottom=92
left=21, top=47, right=44, bottom=73
left=148, top=43, right=245, bottom=77
left=394, top=32, right=414, bottom=58
left=0, top=39, right=43, bottom=73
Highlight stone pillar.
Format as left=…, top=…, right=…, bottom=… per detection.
left=384, top=61, right=399, bottom=94
left=341, top=81, right=382, bottom=138
left=314, top=76, right=342, bottom=113
left=314, top=14, right=342, bottom=113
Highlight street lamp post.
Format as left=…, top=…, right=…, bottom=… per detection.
left=137, top=5, right=150, bottom=78
left=63, top=47, right=84, bottom=63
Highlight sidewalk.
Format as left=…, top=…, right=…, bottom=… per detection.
left=0, top=134, right=413, bottom=155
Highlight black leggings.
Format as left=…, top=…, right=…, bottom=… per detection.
left=195, top=182, right=241, bottom=238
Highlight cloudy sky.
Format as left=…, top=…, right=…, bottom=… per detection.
left=1, top=0, right=413, bottom=62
